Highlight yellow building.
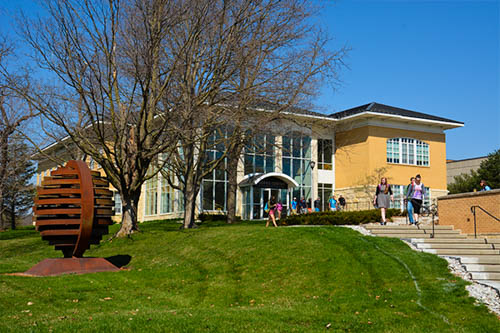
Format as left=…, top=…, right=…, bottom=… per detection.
left=333, top=102, right=462, bottom=209
left=34, top=102, right=463, bottom=221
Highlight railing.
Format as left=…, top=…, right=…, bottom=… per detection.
left=420, top=204, right=438, bottom=238
left=470, top=205, right=500, bottom=238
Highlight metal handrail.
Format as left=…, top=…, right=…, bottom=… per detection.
left=470, top=205, right=500, bottom=238
left=421, top=204, right=438, bottom=238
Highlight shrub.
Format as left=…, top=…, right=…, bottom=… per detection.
left=280, top=208, right=401, bottom=226
left=198, top=213, right=242, bottom=223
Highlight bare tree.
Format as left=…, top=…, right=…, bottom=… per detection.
left=16, top=0, right=181, bottom=237
left=0, top=39, right=37, bottom=229
left=156, top=0, right=347, bottom=228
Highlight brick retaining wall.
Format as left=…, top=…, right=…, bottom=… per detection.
left=438, top=189, right=500, bottom=235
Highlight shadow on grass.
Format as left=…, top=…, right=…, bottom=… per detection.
left=106, top=254, right=132, bottom=268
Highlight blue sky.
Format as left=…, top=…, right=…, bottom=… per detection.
left=317, top=0, right=499, bottom=160
left=1, top=0, right=499, bottom=160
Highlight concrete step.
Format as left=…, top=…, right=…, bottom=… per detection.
left=460, top=256, right=500, bottom=264
left=416, top=243, right=493, bottom=249
left=464, top=264, right=500, bottom=273
left=470, top=272, right=500, bottom=281
left=422, top=249, right=500, bottom=255
left=377, top=233, right=467, bottom=239
left=365, top=224, right=454, bottom=230
left=411, top=238, right=487, bottom=244
left=370, top=229, right=461, bottom=235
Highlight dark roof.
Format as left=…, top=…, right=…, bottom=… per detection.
left=329, top=102, right=464, bottom=125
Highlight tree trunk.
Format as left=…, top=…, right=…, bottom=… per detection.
left=10, top=198, right=15, bottom=230
left=182, top=176, right=199, bottom=229
left=0, top=134, right=8, bottom=230
left=226, top=147, right=241, bottom=224
left=115, top=191, right=141, bottom=238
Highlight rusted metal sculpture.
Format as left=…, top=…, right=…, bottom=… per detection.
left=25, top=160, right=119, bottom=276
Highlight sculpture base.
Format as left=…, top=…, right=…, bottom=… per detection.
left=23, top=258, right=120, bottom=276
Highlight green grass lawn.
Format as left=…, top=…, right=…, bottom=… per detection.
left=1, top=221, right=499, bottom=332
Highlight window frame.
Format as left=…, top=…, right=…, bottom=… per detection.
left=386, top=137, right=430, bottom=167
left=317, top=139, right=333, bottom=170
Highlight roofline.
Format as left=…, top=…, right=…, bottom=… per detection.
left=447, top=156, right=489, bottom=163
left=335, top=111, right=464, bottom=128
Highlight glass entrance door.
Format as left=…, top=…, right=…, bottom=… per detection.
left=244, top=187, right=292, bottom=220
left=261, top=188, right=282, bottom=219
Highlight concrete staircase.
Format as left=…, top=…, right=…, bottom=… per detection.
left=364, top=223, right=500, bottom=288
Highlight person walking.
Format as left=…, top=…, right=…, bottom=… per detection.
left=290, top=197, right=298, bottom=215
left=405, top=177, right=416, bottom=225
left=373, top=177, right=393, bottom=225
left=299, top=197, right=307, bottom=214
left=329, top=195, right=337, bottom=212
left=314, top=198, right=320, bottom=212
left=276, top=201, right=283, bottom=220
left=265, top=195, right=278, bottom=227
left=338, top=195, right=346, bottom=211
left=407, top=174, right=426, bottom=225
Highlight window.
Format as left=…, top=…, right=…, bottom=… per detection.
left=391, top=184, right=431, bottom=210
left=160, top=177, right=174, bottom=214
left=145, top=174, right=158, bottom=216
left=282, top=133, right=312, bottom=200
left=244, top=135, right=275, bottom=175
left=317, top=139, right=333, bottom=170
left=386, top=138, right=429, bottom=166
left=114, top=192, right=122, bottom=215
left=318, top=183, right=333, bottom=211
left=201, top=130, right=228, bottom=212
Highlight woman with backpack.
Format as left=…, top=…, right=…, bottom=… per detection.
left=265, top=196, right=278, bottom=227
left=373, top=177, right=393, bottom=225
left=406, top=174, right=426, bottom=225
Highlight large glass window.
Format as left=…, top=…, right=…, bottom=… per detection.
left=391, top=185, right=431, bottom=210
left=160, top=177, right=175, bottom=214
left=387, top=138, right=429, bottom=166
left=318, top=183, right=333, bottom=211
left=282, top=133, right=312, bottom=200
left=317, top=139, right=333, bottom=170
left=145, top=174, right=158, bottom=216
left=244, top=135, right=275, bottom=175
left=201, top=132, right=228, bottom=212
left=114, top=192, right=122, bottom=215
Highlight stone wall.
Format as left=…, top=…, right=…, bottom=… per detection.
left=438, top=189, right=500, bottom=235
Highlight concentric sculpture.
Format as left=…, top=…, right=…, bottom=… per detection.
left=25, top=160, right=119, bottom=276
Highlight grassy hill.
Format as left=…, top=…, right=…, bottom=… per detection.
left=1, top=221, right=499, bottom=332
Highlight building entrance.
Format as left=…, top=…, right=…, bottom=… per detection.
left=240, top=172, right=298, bottom=220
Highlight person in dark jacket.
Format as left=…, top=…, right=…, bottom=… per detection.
left=299, top=197, right=307, bottom=214
left=405, top=177, right=416, bottom=224
left=314, top=198, right=320, bottom=212
left=338, top=195, right=346, bottom=211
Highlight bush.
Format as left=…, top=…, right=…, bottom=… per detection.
left=280, top=209, right=401, bottom=226
left=198, top=213, right=242, bottom=223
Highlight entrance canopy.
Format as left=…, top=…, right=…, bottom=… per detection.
left=239, top=172, right=299, bottom=189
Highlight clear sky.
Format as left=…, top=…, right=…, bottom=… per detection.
left=317, top=0, right=500, bottom=160
left=1, top=0, right=499, bottom=160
